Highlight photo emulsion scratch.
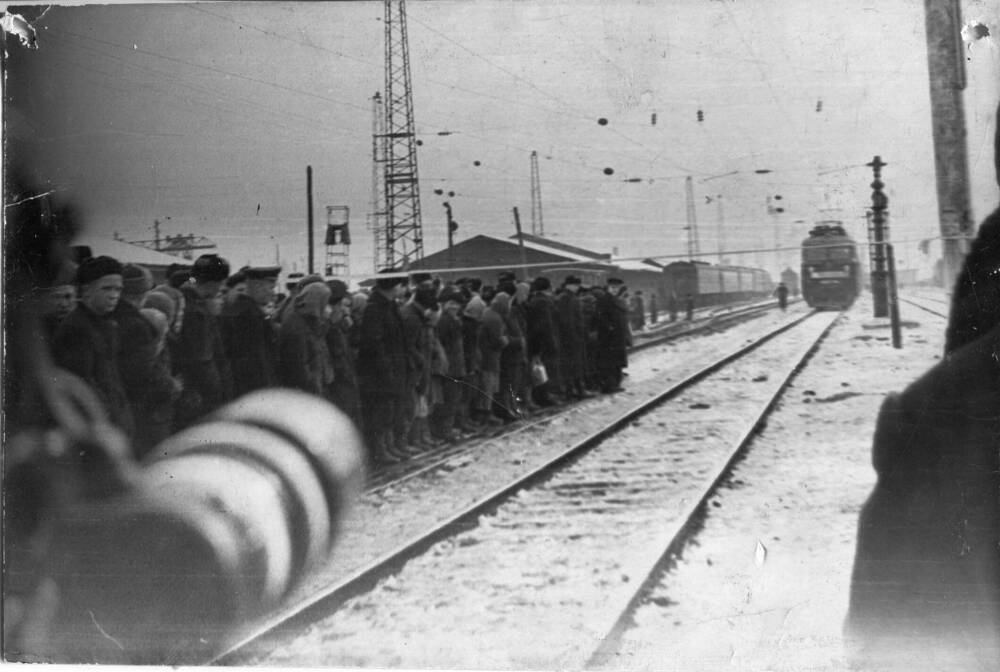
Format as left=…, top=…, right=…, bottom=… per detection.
left=2, top=1, right=998, bottom=670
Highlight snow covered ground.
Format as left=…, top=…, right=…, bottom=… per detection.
left=601, top=290, right=950, bottom=671
left=248, top=289, right=951, bottom=669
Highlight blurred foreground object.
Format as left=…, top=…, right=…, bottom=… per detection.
left=3, top=173, right=365, bottom=664
left=845, top=104, right=1000, bottom=670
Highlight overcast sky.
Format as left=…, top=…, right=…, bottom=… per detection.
left=6, top=0, right=998, bottom=279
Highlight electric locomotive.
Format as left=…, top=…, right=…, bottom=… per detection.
left=801, top=222, right=861, bottom=309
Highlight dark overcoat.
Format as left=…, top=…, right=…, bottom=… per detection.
left=278, top=310, right=331, bottom=397
left=52, top=303, right=135, bottom=436
left=594, top=289, right=629, bottom=370
left=175, top=286, right=230, bottom=416
left=220, top=293, right=279, bottom=397
left=846, top=324, right=1000, bottom=665
left=555, top=290, right=585, bottom=379
left=357, top=291, right=409, bottom=401
left=525, top=292, right=561, bottom=386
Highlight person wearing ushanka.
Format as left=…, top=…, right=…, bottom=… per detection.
left=51, top=255, right=135, bottom=436
left=174, top=253, right=232, bottom=426
left=220, top=265, right=281, bottom=397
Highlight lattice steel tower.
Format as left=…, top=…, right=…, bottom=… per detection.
left=368, top=92, right=389, bottom=272
left=381, top=0, right=424, bottom=269
left=530, top=150, right=544, bottom=236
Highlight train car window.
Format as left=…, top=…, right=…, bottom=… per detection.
left=803, top=248, right=828, bottom=261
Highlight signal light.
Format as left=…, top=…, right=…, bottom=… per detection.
left=697, top=109, right=704, bottom=122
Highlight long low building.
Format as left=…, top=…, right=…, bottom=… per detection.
left=407, top=233, right=614, bottom=285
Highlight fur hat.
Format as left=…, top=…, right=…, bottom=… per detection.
left=121, top=263, right=154, bottom=297
left=326, top=278, right=349, bottom=304
left=191, top=254, right=230, bottom=282
left=530, top=276, right=551, bottom=292
left=413, top=282, right=439, bottom=311
left=141, top=290, right=177, bottom=326
left=140, top=307, right=169, bottom=342
left=564, top=275, right=582, bottom=286
left=438, top=286, right=465, bottom=305
left=76, top=255, right=122, bottom=286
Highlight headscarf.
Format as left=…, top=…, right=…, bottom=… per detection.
left=514, top=282, right=530, bottom=305
left=490, top=291, right=511, bottom=318
left=295, top=282, right=331, bottom=320
left=463, top=294, right=486, bottom=321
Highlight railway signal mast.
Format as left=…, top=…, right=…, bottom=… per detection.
left=380, top=0, right=424, bottom=270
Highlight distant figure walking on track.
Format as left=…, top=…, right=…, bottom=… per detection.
left=774, top=282, right=789, bottom=311
left=685, top=293, right=694, bottom=321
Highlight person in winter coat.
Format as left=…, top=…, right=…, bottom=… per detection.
left=39, top=260, right=77, bottom=348
left=525, top=276, right=562, bottom=407
left=512, top=281, right=536, bottom=413
left=460, top=289, right=486, bottom=430
left=496, top=279, right=527, bottom=421
left=629, top=290, right=646, bottom=332
left=115, top=264, right=180, bottom=458
left=555, top=276, right=588, bottom=399
left=478, top=291, right=510, bottom=424
left=220, top=265, right=281, bottom=397
left=325, top=279, right=362, bottom=430
left=579, top=287, right=600, bottom=391
left=845, top=206, right=1000, bottom=670
left=132, top=308, right=181, bottom=457
left=773, top=282, right=789, bottom=311
left=594, top=278, right=630, bottom=393
left=174, top=254, right=232, bottom=427
left=278, top=282, right=333, bottom=396
left=357, top=274, right=410, bottom=465
left=431, top=285, right=467, bottom=440
left=401, top=283, right=445, bottom=450
left=51, top=255, right=135, bottom=437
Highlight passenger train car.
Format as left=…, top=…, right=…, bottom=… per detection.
left=800, top=222, right=861, bottom=309
left=660, top=261, right=773, bottom=308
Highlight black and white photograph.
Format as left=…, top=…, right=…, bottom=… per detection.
left=3, top=0, right=998, bottom=669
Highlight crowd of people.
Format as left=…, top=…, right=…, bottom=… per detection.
left=41, top=254, right=639, bottom=467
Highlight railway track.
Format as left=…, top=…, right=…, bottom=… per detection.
left=216, top=309, right=839, bottom=668
left=898, top=292, right=950, bottom=319
left=366, top=297, right=787, bottom=492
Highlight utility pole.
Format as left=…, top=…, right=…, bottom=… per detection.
left=924, top=0, right=975, bottom=288
left=444, top=201, right=457, bottom=272
left=513, top=207, right=528, bottom=281
left=530, top=150, right=544, bottom=237
left=684, top=176, right=700, bottom=261
left=715, top=195, right=724, bottom=264
left=867, top=156, right=890, bottom=317
left=382, top=0, right=425, bottom=269
left=306, top=165, right=315, bottom=275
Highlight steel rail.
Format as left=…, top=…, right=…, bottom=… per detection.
left=580, top=309, right=840, bottom=669
left=209, top=308, right=821, bottom=665
left=898, top=296, right=948, bottom=319
left=366, top=299, right=787, bottom=493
